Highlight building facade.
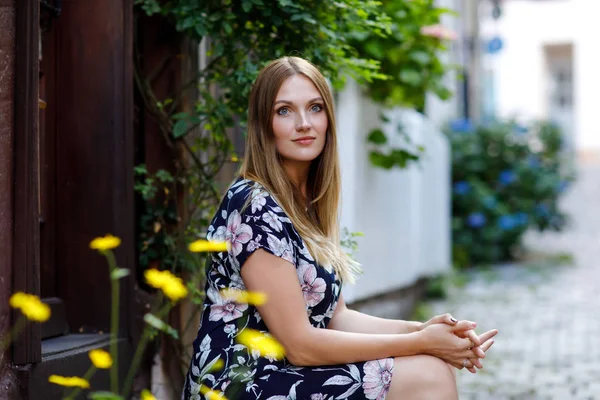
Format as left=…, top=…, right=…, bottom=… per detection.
left=481, top=0, right=600, bottom=160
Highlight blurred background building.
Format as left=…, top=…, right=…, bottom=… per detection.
left=480, top=0, right=600, bottom=161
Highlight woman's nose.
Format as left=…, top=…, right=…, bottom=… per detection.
left=295, top=113, right=311, bottom=131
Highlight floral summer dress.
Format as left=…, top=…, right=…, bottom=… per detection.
left=182, top=178, right=394, bottom=400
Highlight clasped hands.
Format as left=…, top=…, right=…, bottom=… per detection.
left=418, top=314, right=498, bottom=374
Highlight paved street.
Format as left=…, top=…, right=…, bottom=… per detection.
left=428, top=163, right=600, bottom=399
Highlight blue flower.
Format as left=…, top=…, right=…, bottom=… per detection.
left=467, top=212, right=486, bottom=228
left=453, top=181, right=471, bottom=195
left=515, top=212, right=529, bottom=225
left=499, top=170, right=516, bottom=185
left=527, top=156, right=540, bottom=169
left=535, top=204, right=550, bottom=217
left=450, top=118, right=474, bottom=134
left=556, top=181, right=569, bottom=193
left=498, top=215, right=516, bottom=230
left=513, top=124, right=528, bottom=135
left=483, top=196, right=497, bottom=209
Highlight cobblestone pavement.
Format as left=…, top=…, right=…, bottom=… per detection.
left=428, top=163, right=600, bottom=400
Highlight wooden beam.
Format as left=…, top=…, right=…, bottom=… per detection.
left=12, top=0, right=41, bottom=364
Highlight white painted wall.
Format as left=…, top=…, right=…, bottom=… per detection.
left=425, top=0, right=463, bottom=128
left=481, top=0, right=600, bottom=153
left=337, top=80, right=451, bottom=303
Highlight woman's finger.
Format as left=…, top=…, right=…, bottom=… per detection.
left=465, top=329, right=482, bottom=347
left=470, top=357, right=483, bottom=369
left=472, top=346, right=486, bottom=358
left=458, top=349, right=481, bottom=359
left=478, top=329, right=499, bottom=344
left=452, top=320, right=477, bottom=332
left=480, top=339, right=495, bottom=352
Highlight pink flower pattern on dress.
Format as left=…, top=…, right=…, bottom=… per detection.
left=225, top=210, right=253, bottom=256
left=297, top=260, right=327, bottom=307
left=207, top=287, right=248, bottom=323
left=362, top=359, right=394, bottom=400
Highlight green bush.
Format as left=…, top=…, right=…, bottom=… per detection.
left=446, top=119, right=575, bottom=268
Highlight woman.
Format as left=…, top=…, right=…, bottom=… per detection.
left=183, top=56, right=498, bottom=400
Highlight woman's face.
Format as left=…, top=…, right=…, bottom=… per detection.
left=272, top=74, right=328, bottom=168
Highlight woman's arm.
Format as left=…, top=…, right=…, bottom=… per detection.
left=327, top=294, right=421, bottom=334
left=241, top=250, right=474, bottom=367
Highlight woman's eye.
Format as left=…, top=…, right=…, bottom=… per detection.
left=277, top=107, right=290, bottom=116
left=311, top=104, right=323, bottom=112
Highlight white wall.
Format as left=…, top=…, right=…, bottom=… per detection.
left=482, top=0, right=600, bottom=152
left=425, top=0, right=463, bottom=128
left=337, top=80, right=451, bottom=303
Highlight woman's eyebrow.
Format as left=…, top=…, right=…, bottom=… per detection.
left=274, top=97, right=323, bottom=106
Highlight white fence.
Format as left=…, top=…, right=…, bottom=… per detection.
left=336, top=80, right=452, bottom=304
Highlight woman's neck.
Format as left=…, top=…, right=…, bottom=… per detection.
left=283, top=160, right=310, bottom=199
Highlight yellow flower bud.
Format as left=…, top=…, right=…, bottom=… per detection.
left=144, top=269, right=188, bottom=302
left=220, top=289, right=267, bottom=306
left=10, top=292, right=51, bottom=322
left=161, top=276, right=188, bottom=302
left=89, top=234, right=121, bottom=250
left=89, top=349, right=112, bottom=369
left=188, top=239, right=228, bottom=253
left=48, top=375, right=90, bottom=389
left=145, top=269, right=169, bottom=289
left=141, top=389, right=157, bottom=400
left=199, top=384, right=227, bottom=400
left=237, top=329, right=285, bottom=360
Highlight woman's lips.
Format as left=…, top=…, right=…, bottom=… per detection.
left=293, top=137, right=315, bottom=145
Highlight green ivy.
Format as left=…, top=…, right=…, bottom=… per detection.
left=353, top=0, right=454, bottom=110
left=354, top=0, right=455, bottom=170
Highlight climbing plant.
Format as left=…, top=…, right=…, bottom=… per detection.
left=353, top=0, right=456, bottom=169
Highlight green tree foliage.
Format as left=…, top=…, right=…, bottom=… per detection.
left=353, top=0, right=454, bottom=111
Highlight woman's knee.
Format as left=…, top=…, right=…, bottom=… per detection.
left=387, top=355, right=457, bottom=399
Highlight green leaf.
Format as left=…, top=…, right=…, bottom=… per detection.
left=369, top=151, right=395, bottom=169
left=172, top=112, right=188, bottom=120
left=367, top=129, right=388, bottom=145
left=409, top=51, right=431, bottom=65
left=144, top=313, right=180, bottom=339
left=173, top=120, right=188, bottom=138
left=399, top=69, right=422, bottom=86
left=242, top=0, right=252, bottom=12
left=111, top=268, right=130, bottom=280
left=223, top=21, right=233, bottom=35
left=88, top=392, right=124, bottom=400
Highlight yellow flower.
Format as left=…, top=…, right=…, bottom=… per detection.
left=141, top=389, right=157, bottom=400
left=48, top=375, right=90, bottom=389
left=144, top=269, right=170, bottom=289
left=220, top=289, right=267, bottom=306
left=90, top=234, right=121, bottom=250
left=161, top=276, right=188, bottom=302
left=199, top=384, right=227, bottom=400
left=144, top=269, right=188, bottom=302
left=237, top=329, right=285, bottom=360
left=208, top=358, right=225, bottom=373
left=230, top=155, right=239, bottom=162
left=89, top=349, right=112, bottom=369
left=188, top=239, right=228, bottom=253
left=9, top=292, right=51, bottom=322
left=9, top=292, right=29, bottom=308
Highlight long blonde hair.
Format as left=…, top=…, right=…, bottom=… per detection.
left=240, top=56, right=360, bottom=283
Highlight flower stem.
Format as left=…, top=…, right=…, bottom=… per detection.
left=104, top=249, right=120, bottom=393
left=0, top=316, right=27, bottom=353
left=122, top=296, right=171, bottom=399
left=63, top=366, right=96, bottom=400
